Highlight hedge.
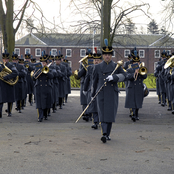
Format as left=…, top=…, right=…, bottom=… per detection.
left=70, top=73, right=157, bottom=89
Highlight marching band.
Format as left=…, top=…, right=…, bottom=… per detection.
left=4, top=40, right=173, bottom=143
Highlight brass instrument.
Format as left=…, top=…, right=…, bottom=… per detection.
left=32, top=62, right=52, bottom=79
left=139, top=62, right=148, bottom=75
left=164, top=55, right=174, bottom=75
left=0, top=62, right=19, bottom=85
left=134, top=62, right=147, bottom=81
left=79, top=55, right=88, bottom=71
left=24, top=61, right=29, bottom=68
left=74, top=69, right=79, bottom=79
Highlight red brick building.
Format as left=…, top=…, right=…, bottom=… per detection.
left=15, top=33, right=174, bottom=73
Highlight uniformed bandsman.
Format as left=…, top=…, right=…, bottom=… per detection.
left=83, top=50, right=102, bottom=129
left=55, top=54, right=66, bottom=109
left=32, top=54, right=53, bottom=122
left=25, top=53, right=35, bottom=106
left=91, top=39, right=126, bottom=143
left=12, top=53, right=26, bottom=113
left=125, top=48, right=147, bottom=122
left=0, top=50, right=18, bottom=117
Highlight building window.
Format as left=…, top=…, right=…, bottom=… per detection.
left=139, top=50, right=145, bottom=58
left=25, top=48, right=31, bottom=54
left=124, top=50, right=130, bottom=58
left=112, top=50, right=115, bottom=57
left=154, top=62, right=158, bottom=70
left=154, top=50, right=160, bottom=58
left=68, top=61, right=72, bottom=68
left=66, top=49, right=72, bottom=57
left=51, top=49, right=57, bottom=56
left=35, top=48, right=41, bottom=57
left=80, top=49, right=86, bottom=57
left=166, top=50, right=171, bottom=55
left=14, top=48, right=20, bottom=56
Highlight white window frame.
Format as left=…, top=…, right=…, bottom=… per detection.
left=68, top=61, right=72, bottom=68
left=124, top=49, right=130, bottom=58
left=154, top=62, right=158, bottom=70
left=35, top=48, right=41, bottom=57
left=139, top=50, right=145, bottom=58
left=14, top=48, right=20, bottom=56
left=25, top=48, right=31, bottom=54
left=154, top=50, right=160, bottom=58
left=51, top=49, right=57, bottom=56
left=80, top=49, right=86, bottom=57
left=112, top=50, right=115, bottom=57
left=66, top=49, right=72, bottom=57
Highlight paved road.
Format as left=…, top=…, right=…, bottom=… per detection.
left=0, top=90, right=174, bottom=174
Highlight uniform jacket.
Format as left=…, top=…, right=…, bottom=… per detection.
left=91, top=60, right=126, bottom=122
left=125, top=67, right=147, bottom=109
left=0, top=62, right=18, bottom=103
left=14, top=63, right=27, bottom=101
left=33, top=69, right=53, bottom=109
left=78, top=64, right=87, bottom=105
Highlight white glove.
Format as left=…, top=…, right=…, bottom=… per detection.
left=106, top=75, right=113, bottom=81
left=83, top=91, right=87, bottom=95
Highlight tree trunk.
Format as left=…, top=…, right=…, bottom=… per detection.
left=103, top=0, right=112, bottom=47
left=6, top=0, right=14, bottom=58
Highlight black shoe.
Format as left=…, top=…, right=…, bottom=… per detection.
left=44, top=117, right=48, bottom=120
left=0, top=113, right=2, bottom=118
left=91, top=124, right=98, bottom=129
left=38, top=118, right=42, bottom=122
left=172, top=110, right=174, bottom=114
left=52, top=109, right=56, bottom=113
left=59, top=106, right=62, bottom=109
left=15, top=107, right=19, bottom=111
left=136, top=117, right=139, bottom=120
left=132, top=116, right=136, bottom=122
left=48, top=113, right=51, bottom=117
left=167, top=107, right=172, bottom=111
left=8, top=113, right=11, bottom=117
left=30, top=102, right=32, bottom=106
left=101, top=135, right=107, bottom=143
left=63, top=103, right=65, bottom=106
left=65, top=100, right=67, bottom=103
left=21, top=107, right=24, bottom=110
left=158, top=101, right=161, bottom=104
left=106, top=136, right=111, bottom=141
left=5, top=109, right=8, bottom=113
left=18, top=110, right=21, bottom=113
left=161, top=103, right=165, bottom=107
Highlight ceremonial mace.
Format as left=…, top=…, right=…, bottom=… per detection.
left=75, top=60, right=123, bottom=123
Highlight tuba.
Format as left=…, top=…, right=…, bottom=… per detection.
left=0, top=62, right=19, bottom=85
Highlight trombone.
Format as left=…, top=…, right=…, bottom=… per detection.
left=134, top=62, right=148, bottom=81
left=32, top=62, right=52, bottom=79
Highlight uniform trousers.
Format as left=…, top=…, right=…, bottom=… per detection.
left=93, top=112, right=99, bottom=124
left=101, top=122, right=112, bottom=136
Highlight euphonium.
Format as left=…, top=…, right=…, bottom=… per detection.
left=0, top=62, right=19, bottom=85
left=164, top=55, right=174, bottom=70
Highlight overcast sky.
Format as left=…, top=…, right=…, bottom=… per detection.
left=14, top=0, right=173, bottom=36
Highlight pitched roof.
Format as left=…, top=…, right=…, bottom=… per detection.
left=15, top=33, right=171, bottom=48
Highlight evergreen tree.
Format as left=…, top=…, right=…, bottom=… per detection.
left=147, top=19, right=159, bottom=34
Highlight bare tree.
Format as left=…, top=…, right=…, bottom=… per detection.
left=69, top=0, right=150, bottom=47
